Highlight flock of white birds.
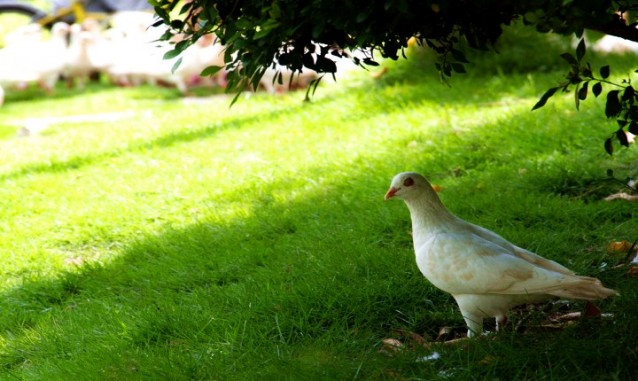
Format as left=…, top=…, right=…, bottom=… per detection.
left=0, top=12, right=319, bottom=106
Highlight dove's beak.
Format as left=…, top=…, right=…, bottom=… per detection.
left=384, top=187, right=399, bottom=200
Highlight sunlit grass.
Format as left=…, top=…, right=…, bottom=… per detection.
left=0, top=43, right=637, bottom=380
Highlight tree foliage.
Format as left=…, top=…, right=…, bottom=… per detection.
left=532, top=38, right=638, bottom=155
left=151, top=1, right=635, bottom=86
left=151, top=0, right=638, bottom=150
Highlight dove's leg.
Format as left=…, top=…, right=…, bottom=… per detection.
left=461, top=312, right=483, bottom=338
left=495, top=315, right=508, bottom=332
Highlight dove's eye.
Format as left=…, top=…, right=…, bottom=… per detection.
left=403, top=177, right=414, bottom=187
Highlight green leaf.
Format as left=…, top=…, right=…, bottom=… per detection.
left=200, top=65, right=223, bottom=77
left=163, top=49, right=182, bottom=60
left=605, top=90, right=622, bottom=118
left=171, top=57, right=182, bottom=74
left=154, top=6, right=170, bottom=21
left=600, top=65, right=610, bottom=79
left=592, top=82, right=602, bottom=97
left=179, top=1, right=193, bottom=15
left=532, top=86, right=560, bottom=111
left=576, top=38, right=586, bottom=61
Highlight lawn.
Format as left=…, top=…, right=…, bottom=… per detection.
left=1, top=31, right=637, bottom=380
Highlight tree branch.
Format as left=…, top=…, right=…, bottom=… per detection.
left=586, top=14, right=638, bottom=43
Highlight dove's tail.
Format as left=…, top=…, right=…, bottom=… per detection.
left=550, top=276, right=618, bottom=300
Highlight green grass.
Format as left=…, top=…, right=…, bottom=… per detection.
left=1, top=34, right=638, bottom=380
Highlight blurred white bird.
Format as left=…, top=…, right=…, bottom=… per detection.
left=65, top=23, right=94, bottom=89
left=0, top=22, right=69, bottom=93
left=385, top=172, right=617, bottom=337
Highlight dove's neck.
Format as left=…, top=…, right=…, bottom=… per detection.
left=404, top=189, right=456, bottom=249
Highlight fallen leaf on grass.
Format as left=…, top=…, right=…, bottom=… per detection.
left=478, top=355, right=498, bottom=366
left=583, top=301, right=602, bottom=318
left=435, top=326, right=466, bottom=341
left=605, top=238, right=638, bottom=265
left=627, top=266, right=638, bottom=278
left=607, top=240, right=634, bottom=253
left=379, top=328, right=466, bottom=359
left=394, top=329, right=428, bottom=346
left=511, top=300, right=613, bottom=334
left=604, top=192, right=638, bottom=201
left=551, top=311, right=582, bottom=322
left=380, top=338, right=404, bottom=354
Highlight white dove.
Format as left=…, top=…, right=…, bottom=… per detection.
left=384, top=172, right=617, bottom=337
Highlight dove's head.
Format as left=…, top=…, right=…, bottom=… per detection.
left=384, top=172, right=432, bottom=201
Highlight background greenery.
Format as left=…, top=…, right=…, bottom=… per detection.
left=0, top=25, right=637, bottom=380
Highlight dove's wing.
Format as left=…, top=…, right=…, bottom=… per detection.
left=416, top=232, right=582, bottom=296
left=463, top=221, right=576, bottom=276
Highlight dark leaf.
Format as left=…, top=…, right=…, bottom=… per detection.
left=560, top=53, right=578, bottom=66
left=363, top=57, right=379, bottom=66
left=451, top=49, right=469, bottom=63
left=623, top=86, right=635, bottom=102
left=442, top=63, right=452, bottom=77
left=605, top=90, right=622, bottom=118
left=600, top=65, right=610, bottom=79
left=170, top=19, right=184, bottom=30
left=576, top=39, right=586, bottom=61
left=451, top=63, right=466, bottom=73
left=578, top=81, right=588, bottom=100
left=604, top=137, right=614, bottom=155
left=315, top=55, right=337, bottom=73
left=629, top=122, right=638, bottom=135
left=575, top=83, right=580, bottom=110
left=606, top=168, right=614, bottom=177
left=532, top=86, right=560, bottom=111
left=582, top=63, right=592, bottom=78
left=617, top=129, right=629, bottom=147
left=618, top=119, right=628, bottom=128
left=592, top=82, right=603, bottom=97
left=302, top=53, right=315, bottom=69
